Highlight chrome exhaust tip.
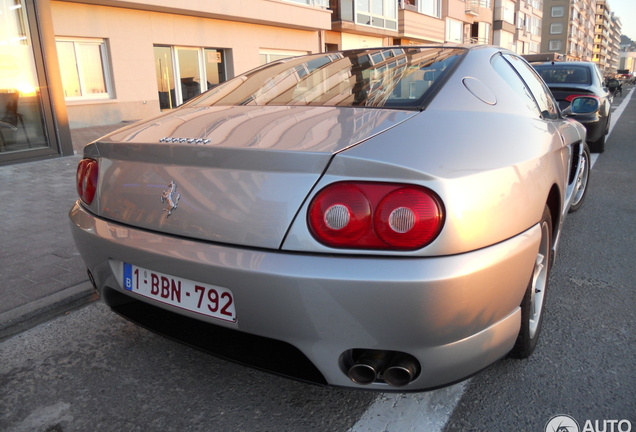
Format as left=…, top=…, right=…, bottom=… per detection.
left=347, top=350, right=391, bottom=385
left=383, top=353, right=419, bottom=387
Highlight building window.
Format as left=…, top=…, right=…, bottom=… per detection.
left=259, top=49, right=308, bottom=65
left=154, top=46, right=227, bottom=110
left=476, top=22, right=491, bottom=44
left=550, top=23, right=563, bottom=34
left=517, top=12, right=526, bottom=30
left=446, top=18, right=464, bottom=43
left=56, top=38, right=112, bottom=100
left=418, top=0, right=440, bottom=18
left=282, top=0, right=329, bottom=7
left=355, top=0, right=398, bottom=30
left=549, top=40, right=562, bottom=51
left=551, top=6, right=564, bottom=17
left=531, top=16, right=541, bottom=36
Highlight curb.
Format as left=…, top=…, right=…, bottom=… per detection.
left=0, top=282, right=99, bottom=341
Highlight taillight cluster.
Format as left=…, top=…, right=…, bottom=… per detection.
left=76, top=158, right=98, bottom=205
left=308, top=182, right=444, bottom=250
left=565, top=94, right=600, bottom=103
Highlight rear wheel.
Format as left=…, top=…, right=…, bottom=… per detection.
left=510, top=205, right=552, bottom=359
left=568, top=143, right=590, bottom=213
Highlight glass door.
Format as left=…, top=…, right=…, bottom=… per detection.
left=176, top=47, right=202, bottom=104
left=0, top=0, right=48, bottom=156
left=154, top=46, right=176, bottom=110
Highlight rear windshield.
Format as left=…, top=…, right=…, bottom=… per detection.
left=187, top=47, right=466, bottom=110
left=533, top=65, right=592, bottom=85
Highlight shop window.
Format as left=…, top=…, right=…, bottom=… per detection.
left=154, top=46, right=227, bottom=110
left=56, top=38, right=112, bottom=100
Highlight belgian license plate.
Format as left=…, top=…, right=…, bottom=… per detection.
left=123, top=263, right=236, bottom=323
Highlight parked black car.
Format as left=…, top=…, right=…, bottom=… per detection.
left=533, top=61, right=611, bottom=153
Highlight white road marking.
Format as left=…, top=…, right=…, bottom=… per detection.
left=348, top=382, right=466, bottom=432
left=349, top=87, right=634, bottom=432
left=591, top=87, right=633, bottom=167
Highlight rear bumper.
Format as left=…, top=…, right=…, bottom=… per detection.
left=577, top=114, right=607, bottom=142
left=70, top=201, right=540, bottom=391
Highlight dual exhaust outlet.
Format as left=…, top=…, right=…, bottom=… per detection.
left=346, top=350, right=420, bottom=387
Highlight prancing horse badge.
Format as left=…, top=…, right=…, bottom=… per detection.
left=161, top=181, right=180, bottom=217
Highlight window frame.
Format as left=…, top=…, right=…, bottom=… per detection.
left=551, top=6, right=564, bottom=17
left=548, top=40, right=562, bottom=51
left=56, top=37, right=113, bottom=101
left=418, top=0, right=441, bottom=18
left=259, top=49, right=308, bottom=65
left=354, top=0, right=398, bottom=31
left=550, top=22, right=563, bottom=34
left=154, top=45, right=227, bottom=110
left=445, top=18, right=464, bottom=43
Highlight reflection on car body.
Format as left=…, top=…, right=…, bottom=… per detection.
left=70, top=45, right=593, bottom=391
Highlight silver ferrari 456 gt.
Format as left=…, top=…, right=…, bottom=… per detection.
left=70, top=45, right=594, bottom=391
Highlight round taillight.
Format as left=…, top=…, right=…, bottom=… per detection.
left=76, top=158, right=98, bottom=205
left=374, top=187, right=443, bottom=249
left=308, top=182, right=444, bottom=250
left=308, top=183, right=371, bottom=246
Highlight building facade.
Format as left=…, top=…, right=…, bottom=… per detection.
left=592, top=0, right=622, bottom=74
left=0, top=0, right=623, bottom=165
left=540, top=0, right=595, bottom=61
left=493, top=0, right=543, bottom=55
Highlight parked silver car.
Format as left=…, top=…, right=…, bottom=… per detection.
left=70, top=45, right=593, bottom=391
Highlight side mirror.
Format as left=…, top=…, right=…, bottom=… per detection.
left=562, top=96, right=600, bottom=116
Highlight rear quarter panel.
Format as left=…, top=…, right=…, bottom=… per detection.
left=284, top=47, right=576, bottom=256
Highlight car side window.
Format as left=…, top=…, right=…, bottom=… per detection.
left=490, top=53, right=541, bottom=117
left=503, top=54, right=559, bottom=120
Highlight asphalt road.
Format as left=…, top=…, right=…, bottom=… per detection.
left=1, top=92, right=634, bottom=432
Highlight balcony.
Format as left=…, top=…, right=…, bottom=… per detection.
left=466, top=0, right=480, bottom=16
left=397, top=7, right=444, bottom=43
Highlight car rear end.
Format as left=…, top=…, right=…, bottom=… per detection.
left=70, top=46, right=546, bottom=390
left=533, top=62, right=609, bottom=146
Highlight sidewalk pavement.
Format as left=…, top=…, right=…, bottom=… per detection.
left=0, top=123, right=130, bottom=340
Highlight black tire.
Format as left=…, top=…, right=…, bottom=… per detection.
left=568, top=143, right=590, bottom=213
left=588, top=134, right=605, bottom=153
left=510, top=205, right=552, bottom=359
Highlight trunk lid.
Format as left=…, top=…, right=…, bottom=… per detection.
left=90, top=105, right=416, bottom=249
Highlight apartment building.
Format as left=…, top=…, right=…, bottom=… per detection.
left=540, top=0, right=596, bottom=61
left=2, top=0, right=504, bottom=164
left=493, top=0, right=543, bottom=55
left=607, top=11, right=622, bottom=73
left=593, top=0, right=621, bottom=73
left=326, top=0, right=494, bottom=50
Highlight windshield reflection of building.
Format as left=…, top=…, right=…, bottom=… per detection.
left=188, top=48, right=460, bottom=143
